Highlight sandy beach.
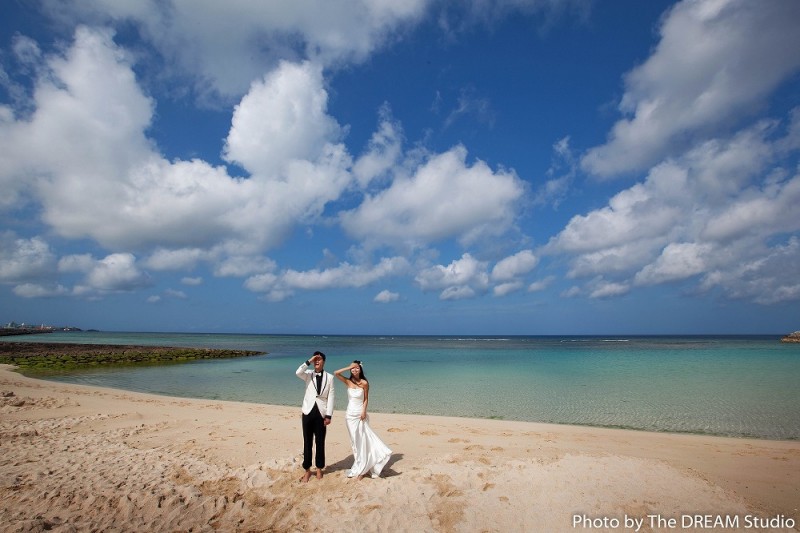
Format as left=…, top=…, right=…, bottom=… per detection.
left=1, top=364, right=798, bottom=532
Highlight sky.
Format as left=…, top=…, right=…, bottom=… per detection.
left=1, top=0, right=799, bottom=335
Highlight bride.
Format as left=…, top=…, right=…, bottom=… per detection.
left=334, top=361, right=392, bottom=479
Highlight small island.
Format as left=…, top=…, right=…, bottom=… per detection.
left=780, top=331, right=800, bottom=343
left=0, top=342, right=263, bottom=372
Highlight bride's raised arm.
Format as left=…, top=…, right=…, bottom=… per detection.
left=334, top=364, right=355, bottom=385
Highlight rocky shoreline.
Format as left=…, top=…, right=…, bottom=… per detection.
left=0, top=329, right=54, bottom=337
left=0, top=342, right=263, bottom=371
left=781, top=331, right=800, bottom=343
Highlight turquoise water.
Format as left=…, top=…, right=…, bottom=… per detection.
left=3, top=332, right=798, bottom=440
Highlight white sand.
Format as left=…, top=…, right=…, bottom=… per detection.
left=1, top=364, right=798, bottom=532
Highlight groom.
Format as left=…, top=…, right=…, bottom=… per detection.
left=296, top=351, right=335, bottom=482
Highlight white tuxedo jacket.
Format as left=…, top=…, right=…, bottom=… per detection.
left=296, top=362, right=335, bottom=418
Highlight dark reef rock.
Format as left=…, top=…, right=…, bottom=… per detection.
left=0, top=342, right=264, bottom=371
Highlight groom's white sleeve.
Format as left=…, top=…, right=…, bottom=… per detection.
left=326, top=376, right=335, bottom=418
left=296, top=363, right=309, bottom=381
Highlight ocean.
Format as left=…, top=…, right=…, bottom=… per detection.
left=3, top=331, right=798, bottom=440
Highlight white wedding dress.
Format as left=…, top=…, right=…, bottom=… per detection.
left=345, top=387, right=392, bottom=478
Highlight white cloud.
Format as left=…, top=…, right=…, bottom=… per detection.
left=145, top=248, right=213, bottom=271
left=547, top=176, right=683, bottom=255
left=245, top=257, right=409, bottom=301
left=341, top=145, right=524, bottom=247
left=181, top=276, right=203, bottom=286
left=440, top=285, right=476, bottom=300
left=561, top=286, right=581, bottom=298
left=528, top=276, right=554, bottom=292
left=374, top=289, right=399, bottom=303
left=13, top=283, right=69, bottom=298
left=551, top=113, right=800, bottom=303
left=42, top=0, right=430, bottom=100
left=213, top=256, right=277, bottom=278
left=634, top=242, right=712, bottom=286
left=702, top=174, right=800, bottom=242
left=281, top=257, right=409, bottom=290
left=353, top=105, right=403, bottom=188
left=224, top=61, right=343, bottom=178
left=243, top=272, right=280, bottom=294
left=566, top=243, right=660, bottom=279
left=582, top=0, right=800, bottom=177
left=0, top=234, right=56, bottom=282
left=84, top=253, right=150, bottom=291
left=589, top=280, right=629, bottom=299
left=415, top=253, right=489, bottom=299
left=58, top=254, right=95, bottom=273
left=700, top=237, right=800, bottom=304
left=0, top=28, right=353, bottom=260
left=1, top=239, right=152, bottom=298
left=493, top=281, right=523, bottom=297
left=491, top=249, right=538, bottom=281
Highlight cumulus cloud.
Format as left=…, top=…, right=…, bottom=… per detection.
left=13, top=283, right=69, bottom=298
left=0, top=233, right=56, bottom=282
left=181, top=276, right=203, bottom=286
left=550, top=111, right=800, bottom=303
left=224, top=61, right=343, bottom=177
left=589, top=280, right=629, bottom=299
left=634, top=242, right=712, bottom=286
left=42, top=0, right=429, bottom=101
left=0, top=28, right=353, bottom=261
left=341, top=145, right=524, bottom=248
left=415, top=253, right=489, bottom=299
left=582, top=0, right=800, bottom=177
left=58, top=254, right=95, bottom=273
left=374, top=289, right=399, bottom=303
left=15, top=250, right=152, bottom=301
left=491, top=249, right=538, bottom=281
left=83, top=253, right=150, bottom=292
left=440, top=285, right=476, bottom=300
left=245, top=257, right=409, bottom=301
left=0, top=15, right=540, bottom=306
left=213, top=256, right=277, bottom=278
left=528, top=276, right=555, bottom=292
left=145, top=248, right=213, bottom=271
left=281, top=257, right=409, bottom=290
left=701, top=237, right=800, bottom=304
left=493, top=281, right=524, bottom=297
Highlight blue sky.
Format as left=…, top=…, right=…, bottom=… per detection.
left=1, top=0, right=799, bottom=335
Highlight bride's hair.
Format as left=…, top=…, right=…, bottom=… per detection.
left=350, top=360, right=366, bottom=381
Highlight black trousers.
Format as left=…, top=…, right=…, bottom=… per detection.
left=302, top=404, right=326, bottom=470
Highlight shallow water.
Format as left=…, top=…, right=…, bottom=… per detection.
left=4, top=332, right=798, bottom=439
